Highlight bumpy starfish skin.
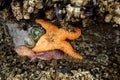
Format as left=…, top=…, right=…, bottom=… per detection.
left=32, top=19, right=83, bottom=60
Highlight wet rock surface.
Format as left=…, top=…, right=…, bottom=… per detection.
left=0, top=18, right=120, bottom=80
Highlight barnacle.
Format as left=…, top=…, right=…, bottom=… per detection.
left=11, top=0, right=43, bottom=20
left=99, top=0, right=120, bottom=25
left=70, top=0, right=88, bottom=6
left=65, top=4, right=85, bottom=22
left=11, top=1, right=23, bottom=20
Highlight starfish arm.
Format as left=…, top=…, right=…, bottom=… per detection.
left=65, top=28, right=81, bottom=40
left=59, top=41, right=83, bottom=60
left=36, top=19, right=58, bottom=32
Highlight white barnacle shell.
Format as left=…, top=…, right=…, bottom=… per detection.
left=115, top=4, right=120, bottom=15
left=35, top=0, right=43, bottom=9
left=29, top=0, right=36, bottom=7
left=28, top=7, right=34, bottom=13
left=105, top=14, right=113, bottom=23
left=66, top=4, right=84, bottom=21
left=113, top=16, right=120, bottom=25
left=23, top=13, right=30, bottom=19
left=73, top=7, right=81, bottom=18
left=23, top=0, right=29, bottom=10
left=70, top=0, right=88, bottom=6
left=66, top=4, right=74, bottom=20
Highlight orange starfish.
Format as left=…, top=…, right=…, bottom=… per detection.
left=32, top=19, right=83, bottom=60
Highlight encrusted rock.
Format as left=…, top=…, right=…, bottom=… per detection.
left=65, top=4, right=85, bottom=22
left=11, top=0, right=43, bottom=20
left=99, top=0, right=120, bottom=25
left=11, top=1, right=23, bottom=21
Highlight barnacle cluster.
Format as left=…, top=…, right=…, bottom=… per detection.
left=43, top=0, right=94, bottom=27
left=98, top=0, right=120, bottom=25
left=3, top=0, right=94, bottom=26
left=1, top=0, right=120, bottom=26
left=65, top=0, right=89, bottom=22
left=10, top=0, right=93, bottom=23
left=11, top=0, right=43, bottom=20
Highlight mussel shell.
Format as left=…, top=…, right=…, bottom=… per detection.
left=0, top=0, right=12, bottom=10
